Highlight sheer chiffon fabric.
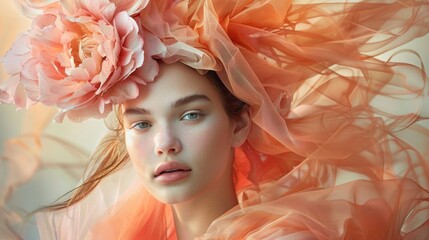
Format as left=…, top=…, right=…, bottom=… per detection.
left=32, top=0, right=429, bottom=239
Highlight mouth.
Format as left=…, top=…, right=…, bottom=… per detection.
left=153, top=162, right=192, bottom=184
left=154, top=161, right=192, bottom=178
left=154, top=168, right=192, bottom=178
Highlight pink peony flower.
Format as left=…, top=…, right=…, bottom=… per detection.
left=1, top=0, right=164, bottom=122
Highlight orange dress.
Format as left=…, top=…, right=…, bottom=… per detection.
left=1, top=0, right=428, bottom=239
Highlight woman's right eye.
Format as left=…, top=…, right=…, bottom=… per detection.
left=131, top=121, right=152, bottom=130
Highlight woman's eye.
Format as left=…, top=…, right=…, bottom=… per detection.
left=132, top=121, right=151, bottom=129
left=181, top=112, right=201, bottom=120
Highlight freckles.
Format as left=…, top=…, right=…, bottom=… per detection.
left=126, top=133, right=151, bottom=153
left=194, top=121, right=221, bottom=143
left=191, top=134, right=212, bottom=149
left=192, top=120, right=232, bottom=154
left=125, top=134, right=153, bottom=173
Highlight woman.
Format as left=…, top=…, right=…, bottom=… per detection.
left=123, top=62, right=250, bottom=239
left=1, top=0, right=429, bottom=239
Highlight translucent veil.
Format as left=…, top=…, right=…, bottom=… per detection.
left=2, top=0, right=429, bottom=239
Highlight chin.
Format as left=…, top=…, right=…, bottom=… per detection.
left=154, top=194, right=192, bottom=205
left=148, top=187, right=197, bottom=205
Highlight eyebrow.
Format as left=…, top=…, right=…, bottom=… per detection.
left=123, top=94, right=211, bottom=117
left=172, top=94, right=211, bottom=108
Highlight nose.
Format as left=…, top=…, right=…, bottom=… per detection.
left=154, top=126, right=182, bottom=156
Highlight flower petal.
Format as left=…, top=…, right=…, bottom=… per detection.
left=16, top=0, right=60, bottom=18
left=105, top=80, right=139, bottom=104
left=111, top=0, right=149, bottom=16
left=2, top=34, right=31, bottom=75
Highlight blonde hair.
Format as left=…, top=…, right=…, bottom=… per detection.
left=38, top=108, right=128, bottom=211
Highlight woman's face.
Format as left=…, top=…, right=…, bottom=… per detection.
left=123, top=62, right=240, bottom=204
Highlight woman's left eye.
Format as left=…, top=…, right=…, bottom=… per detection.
left=131, top=121, right=152, bottom=130
left=181, top=112, right=202, bottom=120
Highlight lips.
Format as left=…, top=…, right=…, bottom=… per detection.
left=154, top=161, right=192, bottom=178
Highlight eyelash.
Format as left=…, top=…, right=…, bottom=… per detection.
left=131, top=121, right=152, bottom=130
left=130, top=111, right=204, bottom=130
left=181, top=111, right=203, bottom=120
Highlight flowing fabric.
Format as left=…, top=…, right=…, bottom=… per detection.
left=1, top=0, right=429, bottom=239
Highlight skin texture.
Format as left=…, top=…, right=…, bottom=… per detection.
left=122, top=62, right=251, bottom=239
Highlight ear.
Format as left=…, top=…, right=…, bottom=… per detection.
left=232, top=107, right=251, bottom=147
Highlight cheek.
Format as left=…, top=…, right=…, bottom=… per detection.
left=192, top=119, right=235, bottom=195
left=125, top=132, right=153, bottom=175
left=189, top=117, right=234, bottom=166
left=196, top=127, right=231, bottom=154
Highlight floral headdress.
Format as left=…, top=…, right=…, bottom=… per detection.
left=1, top=0, right=165, bottom=122
left=2, top=0, right=427, bottom=129
left=2, top=0, right=429, bottom=154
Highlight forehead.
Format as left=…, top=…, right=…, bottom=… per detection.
left=123, top=62, right=220, bottom=108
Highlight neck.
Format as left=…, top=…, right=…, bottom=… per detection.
left=172, top=172, right=238, bottom=240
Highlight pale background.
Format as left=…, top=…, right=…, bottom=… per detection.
left=0, top=1, right=108, bottom=239
left=0, top=0, right=428, bottom=239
